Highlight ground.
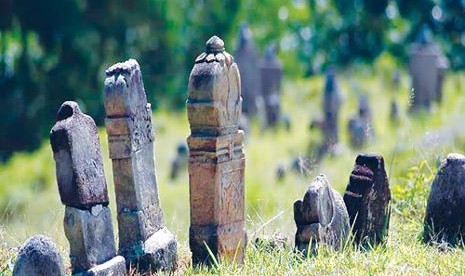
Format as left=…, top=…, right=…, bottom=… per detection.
left=1, top=57, right=465, bottom=274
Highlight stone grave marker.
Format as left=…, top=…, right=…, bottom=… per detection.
left=50, top=101, right=126, bottom=275
left=322, top=67, right=341, bottom=149
left=234, top=23, right=261, bottom=115
left=260, top=44, right=283, bottom=127
left=409, top=26, right=445, bottom=111
left=294, top=175, right=349, bottom=255
left=187, top=36, right=247, bottom=266
left=103, top=59, right=177, bottom=271
left=343, top=154, right=391, bottom=246
left=424, top=153, right=465, bottom=245
left=348, top=95, right=374, bottom=148
left=170, top=142, right=188, bottom=180
left=13, top=235, right=65, bottom=276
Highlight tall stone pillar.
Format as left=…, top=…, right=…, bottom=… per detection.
left=50, top=101, right=126, bottom=275
left=187, top=36, right=247, bottom=266
left=103, top=59, right=177, bottom=272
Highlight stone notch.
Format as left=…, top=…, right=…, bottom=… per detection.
left=234, top=24, right=261, bottom=115
left=187, top=35, right=247, bottom=266
left=104, top=59, right=177, bottom=272
left=294, top=175, right=350, bottom=256
left=50, top=101, right=126, bottom=275
left=424, top=153, right=465, bottom=245
left=343, top=154, right=391, bottom=246
left=260, top=44, right=283, bottom=127
left=50, top=101, right=108, bottom=210
left=13, top=235, right=65, bottom=276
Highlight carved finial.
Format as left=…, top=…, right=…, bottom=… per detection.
left=206, top=36, right=225, bottom=54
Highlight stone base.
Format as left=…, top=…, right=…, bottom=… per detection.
left=75, top=256, right=127, bottom=276
left=134, top=227, right=177, bottom=272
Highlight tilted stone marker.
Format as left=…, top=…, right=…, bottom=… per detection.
left=187, top=36, right=247, bottom=266
left=50, top=101, right=126, bottom=275
left=294, top=175, right=349, bottom=255
left=322, top=67, right=341, bottom=149
left=103, top=59, right=177, bottom=271
left=234, top=23, right=261, bottom=115
left=13, top=235, right=65, bottom=276
left=424, top=153, right=465, bottom=244
left=343, top=154, right=391, bottom=246
left=260, top=44, right=283, bottom=127
left=409, top=27, right=447, bottom=111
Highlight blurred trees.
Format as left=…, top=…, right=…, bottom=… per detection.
left=1, top=0, right=465, bottom=159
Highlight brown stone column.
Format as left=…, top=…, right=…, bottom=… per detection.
left=187, top=36, right=247, bottom=266
left=103, top=59, right=177, bottom=272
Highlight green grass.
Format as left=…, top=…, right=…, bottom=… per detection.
left=2, top=58, right=465, bottom=274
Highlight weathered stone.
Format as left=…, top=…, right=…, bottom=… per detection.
left=139, top=227, right=177, bottom=272
left=260, top=44, right=282, bottom=127
left=64, top=205, right=117, bottom=273
left=82, top=256, right=127, bottom=276
left=343, top=154, right=391, bottom=246
left=234, top=24, right=261, bottom=115
left=104, top=59, right=177, bottom=271
left=294, top=175, right=349, bottom=256
left=187, top=36, right=247, bottom=266
left=50, top=101, right=108, bottom=209
left=322, top=67, right=341, bottom=149
left=424, top=153, right=465, bottom=245
left=409, top=26, right=446, bottom=111
left=13, top=235, right=65, bottom=276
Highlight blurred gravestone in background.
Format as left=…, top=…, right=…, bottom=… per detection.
left=348, top=94, right=374, bottom=148
left=260, top=44, right=283, bottom=128
left=321, top=67, right=341, bottom=153
left=409, top=26, right=448, bottom=111
left=234, top=23, right=261, bottom=116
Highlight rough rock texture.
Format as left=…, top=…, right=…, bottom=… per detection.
left=343, top=154, right=391, bottom=246
left=64, top=205, right=117, bottom=273
left=104, top=59, right=176, bottom=271
left=260, top=45, right=283, bottom=127
left=82, top=256, right=127, bottom=276
left=424, top=153, right=465, bottom=244
left=187, top=36, right=247, bottom=266
left=50, top=101, right=109, bottom=209
left=13, top=235, right=65, bottom=276
left=234, top=24, right=261, bottom=115
left=294, top=175, right=349, bottom=256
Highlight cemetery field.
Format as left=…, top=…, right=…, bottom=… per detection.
left=2, top=63, right=465, bottom=274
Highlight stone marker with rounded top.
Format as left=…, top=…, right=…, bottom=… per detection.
left=50, top=101, right=126, bottom=275
left=424, top=153, right=465, bottom=245
left=294, top=175, right=350, bottom=256
left=187, top=36, right=247, bottom=266
left=13, top=234, right=65, bottom=276
left=103, top=59, right=177, bottom=272
left=343, top=154, right=391, bottom=246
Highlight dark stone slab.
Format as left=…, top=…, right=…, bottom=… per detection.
left=343, top=154, right=391, bottom=246
left=294, top=175, right=349, bottom=256
left=13, top=235, right=65, bottom=276
left=50, top=101, right=109, bottom=209
left=424, top=153, right=465, bottom=245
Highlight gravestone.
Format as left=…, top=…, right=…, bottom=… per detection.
left=170, top=143, right=188, bottom=180
left=294, top=175, right=349, bottom=255
left=234, top=24, right=261, bottom=115
left=389, top=100, right=399, bottom=122
left=13, top=235, right=65, bottom=276
left=348, top=95, right=374, bottom=148
left=409, top=27, right=445, bottom=111
left=435, top=55, right=449, bottom=103
left=187, top=36, right=247, bottom=266
left=50, top=101, right=126, bottom=275
left=322, top=67, right=341, bottom=149
left=343, top=154, right=391, bottom=246
left=103, top=59, right=177, bottom=271
left=424, top=153, right=465, bottom=244
left=260, top=44, right=283, bottom=127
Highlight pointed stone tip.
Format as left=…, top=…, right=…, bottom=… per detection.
left=57, top=101, right=80, bottom=121
left=206, top=36, right=225, bottom=54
